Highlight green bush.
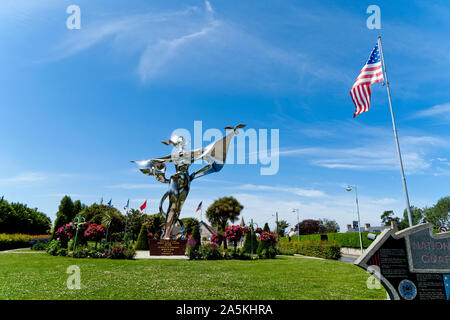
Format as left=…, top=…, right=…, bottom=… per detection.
left=242, top=230, right=258, bottom=254
left=280, top=232, right=379, bottom=249
left=72, top=246, right=90, bottom=258
left=31, top=242, right=47, bottom=250
left=279, top=240, right=341, bottom=260
left=107, top=245, right=136, bottom=259
left=134, top=225, right=149, bottom=250
left=46, top=240, right=62, bottom=256
left=57, top=248, right=67, bottom=256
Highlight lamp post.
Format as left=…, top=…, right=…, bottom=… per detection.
left=292, top=209, right=300, bottom=241
left=72, top=215, right=86, bottom=251
left=249, top=219, right=259, bottom=257
left=346, top=185, right=364, bottom=254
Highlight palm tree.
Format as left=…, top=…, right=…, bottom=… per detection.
left=102, top=209, right=114, bottom=244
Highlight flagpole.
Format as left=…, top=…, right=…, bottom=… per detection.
left=377, top=36, right=413, bottom=227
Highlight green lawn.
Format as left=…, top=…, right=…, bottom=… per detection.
left=0, top=252, right=385, bottom=300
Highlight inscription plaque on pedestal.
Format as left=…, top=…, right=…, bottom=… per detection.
left=356, top=223, right=450, bottom=300
left=149, top=239, right=187, bottom=256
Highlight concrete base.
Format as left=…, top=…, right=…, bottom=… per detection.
left=135, top=251, right=188, bottom=259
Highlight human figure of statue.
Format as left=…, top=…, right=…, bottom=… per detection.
left=131, top=124, right=245, bottom=240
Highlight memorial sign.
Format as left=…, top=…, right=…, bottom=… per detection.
left=355, top=223, right=450, bottom=300
left=149, top=239, right=187, bottom=256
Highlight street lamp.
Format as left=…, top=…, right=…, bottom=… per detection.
left=249, top=219, right=259, bottom=257
left=292, top=209, right=300, bottom=241
left=346, top=185, right=364, bottom=254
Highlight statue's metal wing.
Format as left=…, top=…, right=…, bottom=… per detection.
left=131, top=124, right=245, bottom=183
left=189, top=125, right=245, bottom=180
left=130, top=156, right=172, bottom=183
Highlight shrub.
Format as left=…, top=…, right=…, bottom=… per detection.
left=242, top=229, right=258, bottom=254
left=256, top=231, right=278, bottom=259
left=0, top=234, right=50, bottom=251
left=55, top=223, right=76, bottom=247
left=134, top=225, right=149, bottom=250
left=225, top=225, right=248, bottom=251
left=84, top=223, right=106, bottom=242
left=198, top=243, right=221, bottom=260
left=72, top=246, right=90, bottom=258
left=191, top=225, right=201, bottom=248
left=31, top=241, right=47, bottom=251
left=280, top=232, right=379, bottom=249
left=46, top=240, right=62, bottom=256
left=279, top=240, right=341, bottom=260
left=107, top=245, right=136, bottom=259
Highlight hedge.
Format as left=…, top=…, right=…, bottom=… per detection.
left=0, top=234, right=50, bottom=251
left=281, top=232, right=380, bottom=248
left=279, top=240, right=341, bottom=260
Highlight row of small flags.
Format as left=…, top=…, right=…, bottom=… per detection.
left=100, top=197, right=147, bottom=212
left=99, top=198, right=202, bottom=214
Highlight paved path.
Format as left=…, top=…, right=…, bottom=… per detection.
left=0, top=248, right=45, bottom=254
left=340, top=254, right=359, bottom=264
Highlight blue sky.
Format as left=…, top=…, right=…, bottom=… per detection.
left=1, top=0, right=449, bottom=231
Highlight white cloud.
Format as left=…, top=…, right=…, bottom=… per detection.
left=0, top=172, right=47, bottom=183
left=412, top=102, right=450, bottom=120
left=106, top=183, right=165, bottom=190
left=236, top=184, right=326, bottom=198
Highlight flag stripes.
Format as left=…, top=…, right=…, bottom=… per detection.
left=350, top=43, right=384, bottom=117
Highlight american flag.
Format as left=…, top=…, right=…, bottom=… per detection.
left=196, top=201, right=202, bottom=212
left=350, top=43, right=384, bottom=118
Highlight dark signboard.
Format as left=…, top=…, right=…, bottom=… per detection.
left=149, top=239, right=187, bottom=256
left=355, top=223, right=450, bottom=300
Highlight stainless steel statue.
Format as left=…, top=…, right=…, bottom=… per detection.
left=131, top=124, right=245, bottom=240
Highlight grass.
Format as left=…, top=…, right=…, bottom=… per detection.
left=0, top=252, right=386, bottom=300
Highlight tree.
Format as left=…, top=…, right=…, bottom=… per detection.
left=181, top=217, right=200, bottom=236
left=298, top=219, right=321, bottom=235
left=276, top=220, right=289, bottom=237
left=0, top=198, right=51, bottom=234
left=191, top=224, right=201, bottom=249
left=318, top=218, right=340, bottom=233
left=206, top=196, right=243, bottom=249
left=126, top=209, right=145, bottom=241
left=424, top=197, right=450, bottom=228
left=380, top=210, right=400, bottom=227
left=79, top=204, right=125, bottom=235
left=399, top=206, right=424, bottom=230
left=52, top=196, right=75, bottom=239
left=263, top=222, right=270, bottom=232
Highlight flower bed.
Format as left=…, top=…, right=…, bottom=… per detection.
left=0, top=233, right=50, bottom=251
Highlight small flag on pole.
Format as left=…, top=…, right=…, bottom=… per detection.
left=196, top=201, right=203, bottom=212
left=124, top=199, right=129, bottom=211
left=107, top=199, right=112, bottom=208
left=350, top=43, right=384, bottom=118
left=140, top=200, right=147, bottom=211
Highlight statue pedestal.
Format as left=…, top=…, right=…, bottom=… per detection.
left=148, top=239, right=187, bottom=256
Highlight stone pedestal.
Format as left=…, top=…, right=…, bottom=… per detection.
left=148, top=239, right=187, bottom=256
